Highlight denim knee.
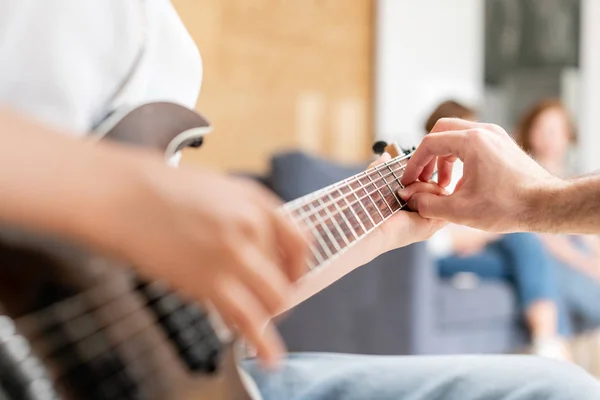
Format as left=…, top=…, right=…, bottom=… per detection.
left=488, top=357, right=600, bottom=400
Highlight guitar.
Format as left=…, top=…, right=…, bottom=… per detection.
left=0, top=102, right=415, bottom=400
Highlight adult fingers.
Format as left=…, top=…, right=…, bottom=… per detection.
left=406, top=192, right=459, bottom=221
left=233, top=242, right=291, bottom=316
left=418, top=159, right=437, bottom=183
left=430, top=118, right=490, bottom=134
left=436, top=155, right=458, bottom=188
left=398, top=181, right=448, bottom=201
left=401, top=131, right=468, bottom=186
left=211, top=278, right=285, bottom=367
left=272, top=211, right=309, bottom=282
left=398, top=181, right=458, bottom=221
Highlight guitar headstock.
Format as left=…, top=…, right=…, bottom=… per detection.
left=372, top=141, right=416, bottom=159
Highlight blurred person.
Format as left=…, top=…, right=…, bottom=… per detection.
left=426, top=101, right=569, bottom=359
left=516, top=99, right=600, bottom=331
left=1, top=2, right=599, bottom=400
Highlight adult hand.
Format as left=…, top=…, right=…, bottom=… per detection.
left=92, top=161, right=308, bottom=366
left=369, top=153, right=447, bottom=252
left=399, top=119, right=561, bottom=232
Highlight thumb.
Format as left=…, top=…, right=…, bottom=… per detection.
left=407, top=192, right=455, bottom=221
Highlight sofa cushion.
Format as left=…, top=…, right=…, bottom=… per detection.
left=437, top=279, right=519, bottom=328
left=270, top=151, right=366, bottom=201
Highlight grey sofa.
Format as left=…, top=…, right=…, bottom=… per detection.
left=248, top=151, right=528, bottom=355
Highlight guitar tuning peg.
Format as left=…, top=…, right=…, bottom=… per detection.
left=189, top=138, right=204, bottom=148
left=372, top=141, right=388, bottom=155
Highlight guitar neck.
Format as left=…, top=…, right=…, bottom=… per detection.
left=282, top=152, right=412, bottom=270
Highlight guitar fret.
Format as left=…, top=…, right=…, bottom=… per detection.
left=336, top=188, right=367, bottom=235
left=348, top=178, right=377, bottom=228
left=366, top=173, right=394, bottom=214
left=297, top=206, right=331, bottom=261
left=306, top=244, right=322, bottom=270
left=317, top=197, right=350, bottom=246
left=327, top=192, right=359, bottom=241
left=376, top=168, right=402, bottom=205
left=356, top=176, right=385, bottom=221
left=307, top=202, right=342, bottom=254
left=387, top=163, right=404, bottom=189
left=289, top=207, right=326, bottom=268
left=278, top=152, right=416, bottom=272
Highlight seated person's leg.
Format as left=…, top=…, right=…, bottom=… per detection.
left=243, top=354, right=600, bottom=400
left=439, top=232, right=568, bottom=357
left=555, top=261, right=600, bottom=327
left=438, top=246, right=509, bottom=279
left=496, top=233, right=559, bottom=312
left=493, top=233, right=570, bottom=356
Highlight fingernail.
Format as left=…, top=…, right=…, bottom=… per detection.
left=398, top=188, right=408, bottom=199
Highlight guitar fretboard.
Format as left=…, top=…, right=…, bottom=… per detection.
left=283, top=154, right=410, bottom=270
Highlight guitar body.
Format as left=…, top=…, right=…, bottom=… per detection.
left=0, top=103, right=258, bottom=400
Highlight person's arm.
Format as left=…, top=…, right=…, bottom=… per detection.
left=528, top=175, right=600, bottom=234
left=280, top=154, right=447, bottom=312
left=284, top=195, right=446, bottom=311
left=399, top=118, right=600, bottom=236
left=1, top=107, right=449, bottom=363
left=0, top=108, right=146, bottom=241
left=0, top=107, right=310, bottom=365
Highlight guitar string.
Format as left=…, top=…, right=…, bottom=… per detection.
left=287, top=163, right=408, bottom=232
left=63, top=329, right=193, bottom=400
left=284, top=155, right=409, bottom=217
left=25, top=287, right=159, bottom=359
left=15, top=162, right=411, bottom=341
left=285, top=163, right=408, bottom=263
left=290, top=164, right=407, bottom=262
left=283, top=150, right=412, bottom=212
left=23, top=167, right=408, bottom=372
left=48, top=307, right=185, bottom=398
left=12, top=158, right=415, bottom=366
left=302, top=186, right=411, bottom=271
left=67, top=312, right=199, bottom=397
left=24, top=291, right=206, bottom=383
left=21, top=188, right=413, bottom=392
left=15, top=277, right=149, bottom=340
left=10, top=164, right=415, bottom=394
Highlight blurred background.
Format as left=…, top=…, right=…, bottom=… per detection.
left=175, top=0, right=600, bottom=175
left=173, top=0, right=600, bottom=376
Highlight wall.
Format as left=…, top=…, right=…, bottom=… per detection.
left=173, top=0, right=375, bottom=173
left=579, top=0, right=600, bottom=172
left=374, top=0, right=484, bottom=145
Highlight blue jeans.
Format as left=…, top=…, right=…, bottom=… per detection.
left=437, top=233, right=570, bottom=334
left=438, top=233, right=556, bottom=309
left=243, top=353, right=600, bottom=399
left=555, top=261, right=600, bottom=327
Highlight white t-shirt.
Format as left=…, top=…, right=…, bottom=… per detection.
left=0, top=0, right=202, bottom=135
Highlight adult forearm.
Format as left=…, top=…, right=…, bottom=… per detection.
left=0, top=108, right=154, bottom=248
left=525, top=175, right=600, bottom=234
left=280, top=229, right=383, bottom=314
